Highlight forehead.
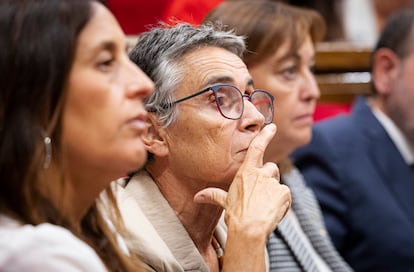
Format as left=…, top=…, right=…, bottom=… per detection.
left=267, top=34, right=314, bottom=64
left=76, top=3, right=125, bottom=55
left=178, top=46, right=252, bottom=91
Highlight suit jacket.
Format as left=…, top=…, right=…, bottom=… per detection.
left=267, top=167, right=352, bottom=272
left=292, top=96, right=414, bottom=272
left=115, top=170, right=228, bottom=272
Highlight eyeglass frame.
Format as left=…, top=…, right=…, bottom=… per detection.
left=168, top=84, right=274, bottom=125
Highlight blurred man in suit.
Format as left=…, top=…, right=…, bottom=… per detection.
left=293, top=6, right=414, bottom=272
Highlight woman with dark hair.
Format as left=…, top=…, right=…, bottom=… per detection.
left=0, top=0, right=154, bottom=270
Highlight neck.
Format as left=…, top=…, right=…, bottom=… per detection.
left=264, top=148, right=290, bottom=165
left=368, top=95, right=384, bottom=112
left=263, top=135, right=290, bottom=163
left=41, top=161, right=109, bottom=227
left=146, top=164, right=223, bottom=250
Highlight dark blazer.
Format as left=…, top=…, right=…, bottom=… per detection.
left=292, top=96, right=414, bottom=272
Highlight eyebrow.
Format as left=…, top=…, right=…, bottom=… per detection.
left=88, top=39, right=123, bottom=57
left=99, top=40, right=116, bottom=52
left=202, top=76, right=254, bottom=90
left=277, top=52, right=300, bottom=64
left=84, top=39, right=129, bottom=64
left=83, top=40, right=116, bottom=62
left=276, top=52, right=316, bottom=68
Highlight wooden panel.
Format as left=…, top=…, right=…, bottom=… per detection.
left=315, top=42, right=372, bottom=72
left=315, top=42, right=373, bottom=103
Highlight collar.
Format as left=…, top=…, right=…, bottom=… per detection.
left=372, top=107, right=414, bottom=164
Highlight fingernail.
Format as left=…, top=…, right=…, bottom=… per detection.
left=267, top=123, right=276, bottom=132
left=195, top=194, right=206, bottom=201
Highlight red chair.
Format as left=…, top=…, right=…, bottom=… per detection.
left=107, top=0, right=169, bottom=35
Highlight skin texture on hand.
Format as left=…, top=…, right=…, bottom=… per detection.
left=194, top=123, right=292, bottom=271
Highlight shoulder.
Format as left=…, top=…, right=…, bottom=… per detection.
left=313, top=114, right=354, bottom=143
left=312, top=97, right=372, bottom=141
left=295, top=98, right=374, bottom=162
left=0, top=217, right=106, bottom=271
left=292, top=112, right=357, bottom=164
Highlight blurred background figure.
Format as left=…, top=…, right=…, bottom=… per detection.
left=293, top=6, right=414, bottom=272
left=342, top=0, right=414, bottom=46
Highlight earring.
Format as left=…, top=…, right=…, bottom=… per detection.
left=43, top=136, right=52, bottom=169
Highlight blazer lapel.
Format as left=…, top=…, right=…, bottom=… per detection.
left=368, top=131, right=414, bottom=225
left=276, top=212, right=318, bottom=272
left=283, top=168, right=352, bottom=272
left=354, top=98, right=414, bottom=226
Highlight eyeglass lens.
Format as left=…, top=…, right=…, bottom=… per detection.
left=250, top=90, right=274, bottom=124
left=213, top=85, right=273, bottom=124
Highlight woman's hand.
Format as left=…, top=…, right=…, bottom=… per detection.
left=194, top=123, right=291, bottom=236
left=194, top=124, right=291, bottom=271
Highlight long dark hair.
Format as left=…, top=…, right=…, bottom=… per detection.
left=0, top=0, right=141, bottom=270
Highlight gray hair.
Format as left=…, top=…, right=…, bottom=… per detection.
left=129, top=23, right=246, bottom=127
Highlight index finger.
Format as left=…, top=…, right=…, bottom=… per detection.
left=242, top=123, right=276, bottom=168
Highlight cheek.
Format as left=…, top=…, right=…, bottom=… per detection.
left=172, top=122, right=239, bottom=177
left=209, top=127, right=244, bottom=183
left=390, top=85, right=414, bottom=124
left=63, top=80, right=134, bottom=161
left=194, top=124, right=234, bottom=157
left=273, top=93, right=294, bottom=125
left=62, top=106, right=115, bottom=159
left=66, top=71, right=115, bottom=126
left=65, top=89, right=117, bottom=143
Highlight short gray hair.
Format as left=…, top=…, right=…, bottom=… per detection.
left=129, top=23, right=246, bottom=127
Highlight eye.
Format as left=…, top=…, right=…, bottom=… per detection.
left=208, top=92, right=218, bottom=104
left=280, top=65, right=298, bottom=81
left=96, top=51, right=116, bottom=72
left=215, top=86, right=236, bottom=108
left=216, top=95, right=226, bottom=106
left=97, top=58, right=115, bottom=72
left=209, top=89, right=229, bottom=106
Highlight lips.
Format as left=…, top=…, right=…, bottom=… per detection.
left=127, top=113, right=148, bottom=131
left=295, top=110, right=315, bottom=119
left=293, top=113, right=314, bottom=126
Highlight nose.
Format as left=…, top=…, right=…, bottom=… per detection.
left=240, top=99, right=266, bottom=132
left=300, top=68, right=320, bottom=101
left=125, top=59, right=154, bottom=99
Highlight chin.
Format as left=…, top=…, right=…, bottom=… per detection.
left=295, top=135, right=312, bottom=148
left=135, top=150, right=148, bottom=168
left=124, top=148, right=148, bottom=173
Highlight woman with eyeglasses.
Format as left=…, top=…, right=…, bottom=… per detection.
left=203, top=1, right=353, bottom=271
left=115, top=23, right=291, bottom=271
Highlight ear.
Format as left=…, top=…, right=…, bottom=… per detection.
left=372, top=48, right=400, bottom=95
left=142, top=114, right=169, bottom=157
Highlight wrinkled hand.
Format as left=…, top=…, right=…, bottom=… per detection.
left=194, top=123, right=291, bottom=237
